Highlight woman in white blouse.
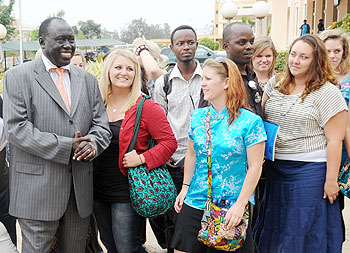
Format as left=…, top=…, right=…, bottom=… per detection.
left=253, top=34, right=346, bottom=253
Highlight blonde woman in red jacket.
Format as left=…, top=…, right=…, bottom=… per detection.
left=93, top=49, right=177, bottom=253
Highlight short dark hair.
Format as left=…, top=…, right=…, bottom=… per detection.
left=223, top=22, right=249, bottom=43
left=319, top=19, right=324, bottom=22
left=170, top=25, right=197, bottom=45
left=39, top=17, right=66, bottom=38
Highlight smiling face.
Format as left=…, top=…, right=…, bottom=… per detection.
left=224, top=25, right=255, bottom=67
left=252, top=47, right=273, bottom=74
left=70, top=55, right=84, bottom=68
left=201, top=65, right=228, bottom=102
left=39, top=19, right=75, bottom=67
left=170, top=29, right=198, bottom=63
left=109, top=55, right=136, bottom=90
left=324, top=38, right=344, bottom=71
left=288, top=40, right=314, bottom=79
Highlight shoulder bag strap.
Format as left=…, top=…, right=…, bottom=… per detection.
left=127, top=96, right=147, bottom=152
left=205, top=108, right=212, bottom=200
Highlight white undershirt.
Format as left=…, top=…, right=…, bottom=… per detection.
left=275, top=149, right=327, bottom=162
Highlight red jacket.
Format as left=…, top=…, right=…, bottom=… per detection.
left=118, top=96, right=177, bottom=176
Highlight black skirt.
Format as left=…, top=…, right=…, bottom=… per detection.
left=171, top=203, right=257, bottom=253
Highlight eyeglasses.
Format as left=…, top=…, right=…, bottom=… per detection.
left=215, top=57, right=229, bottom=77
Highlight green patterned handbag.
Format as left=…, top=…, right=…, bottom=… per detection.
left=339, top=159, right=350, bottom=198
left=127, top=96, right=176, bottom=218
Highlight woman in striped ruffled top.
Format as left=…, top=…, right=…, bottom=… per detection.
left=253, top=34, right=347, bottom=253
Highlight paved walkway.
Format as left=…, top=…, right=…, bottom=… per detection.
left=15, top=197, right=350, bottom=252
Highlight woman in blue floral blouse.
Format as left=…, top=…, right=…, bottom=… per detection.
left=171, top=58, right=266, bottom=253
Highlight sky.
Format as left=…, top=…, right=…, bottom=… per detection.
left=8, top=0, right=215, bottom=35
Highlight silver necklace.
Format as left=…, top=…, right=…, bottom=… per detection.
left=112, top=108, right=117, bottom=113
left=280, top=95, right=301, bottom=116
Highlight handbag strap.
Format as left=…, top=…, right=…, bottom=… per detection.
left=205, top=108, right=213, bottom=200
left=127, top=96, right=149, bottom=152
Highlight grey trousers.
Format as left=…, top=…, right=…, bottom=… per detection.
left=18, top=188, right=90, bottom=253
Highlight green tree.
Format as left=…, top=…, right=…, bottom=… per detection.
left=339, top=13, right=350, bottom=33
left=0, top=0, right=15, bottom=40
left=241, top=16, right=254, bottom=27
left=120, top=18, right=150, bottom=43
left=120, top=18, right=171, bottom=43
left=78, top=20, right=102, bottom=39
left=47, top=9, right=65, bottom=19
left=56, top=10, right=65, bottom=18
left=30, top=28, right=39, bottom=41
left=75, top=31, right=86, bottom=40
left=101, top=28, right=119, bottom=40
left=199, top=38, right=219, bottom=50
left=72, top=25, right=79, bottom=35
left=274, top=51, right=288, bottom=73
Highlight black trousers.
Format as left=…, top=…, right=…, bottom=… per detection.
left=166, top=166, right=184, bottom=253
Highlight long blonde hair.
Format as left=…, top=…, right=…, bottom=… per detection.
left=99, top=49, right=141, bottom=112
left=319, top=29, right=350, bottom=75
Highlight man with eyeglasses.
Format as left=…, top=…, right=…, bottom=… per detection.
left=223, top=22, right=263, bottom=117
left=153, top=25, right=203, bottom=253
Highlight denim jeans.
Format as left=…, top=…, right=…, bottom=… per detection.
left=94, top=201, right=147, bottom=253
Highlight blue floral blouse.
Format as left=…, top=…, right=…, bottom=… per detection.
left=339, top=75, right=350, bottom=164
left=184, top=106, right=267, bottom=210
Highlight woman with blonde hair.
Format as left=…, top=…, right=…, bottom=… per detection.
left=93, top=49, right=177, bottom=252
left=172, top=57, right=266, bottom=252
left=251, top=36, right=278, bottom=90
left=319, top=29, right=350, bottom=96
left=254, top=34, right=346, bottom=252
left=319, top=28, right=350, bottom=243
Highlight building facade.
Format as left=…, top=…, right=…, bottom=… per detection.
left=213, top=0, right=350, bottom=51
left=270, top=0, right=350, bottom=50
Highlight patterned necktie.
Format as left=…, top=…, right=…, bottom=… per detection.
left=52, top=68, right=70, bottom=114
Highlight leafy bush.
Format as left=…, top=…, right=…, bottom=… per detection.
left=199, top=38, right=219, bottom=51
left=0, top=72, right=4, bottom=94
left=274, top=51, right=289, bottom=74
left=86, top=58, right=104, bottom=81
left=339, top=13, right=350, bottom=33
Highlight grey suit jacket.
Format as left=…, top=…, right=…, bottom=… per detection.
left=3, top=58, right=111, bottom=221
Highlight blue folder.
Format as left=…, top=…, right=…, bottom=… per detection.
left=263, top=121, right=280, bottom=161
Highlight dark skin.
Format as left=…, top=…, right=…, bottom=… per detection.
left=223, top=24, right=255, bottom=75
left=39, top=19, right=95, bottom=161
left=170, top=29, right=198, bottom=81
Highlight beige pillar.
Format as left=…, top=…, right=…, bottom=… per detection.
left=314, top=0, right=323, bottom=32
left=338, top=0, right=347, bottom=21
left=324, top=0, right=334, bottom=26
left=271, top=0, right=289, bottom=50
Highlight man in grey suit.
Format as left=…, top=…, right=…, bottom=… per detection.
left=3, top=17, right=111, bottom=252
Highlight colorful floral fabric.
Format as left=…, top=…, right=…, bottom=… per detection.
left=339, top=74, right=350, bottom=105
left=338, top=74, right=350, bottom=164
